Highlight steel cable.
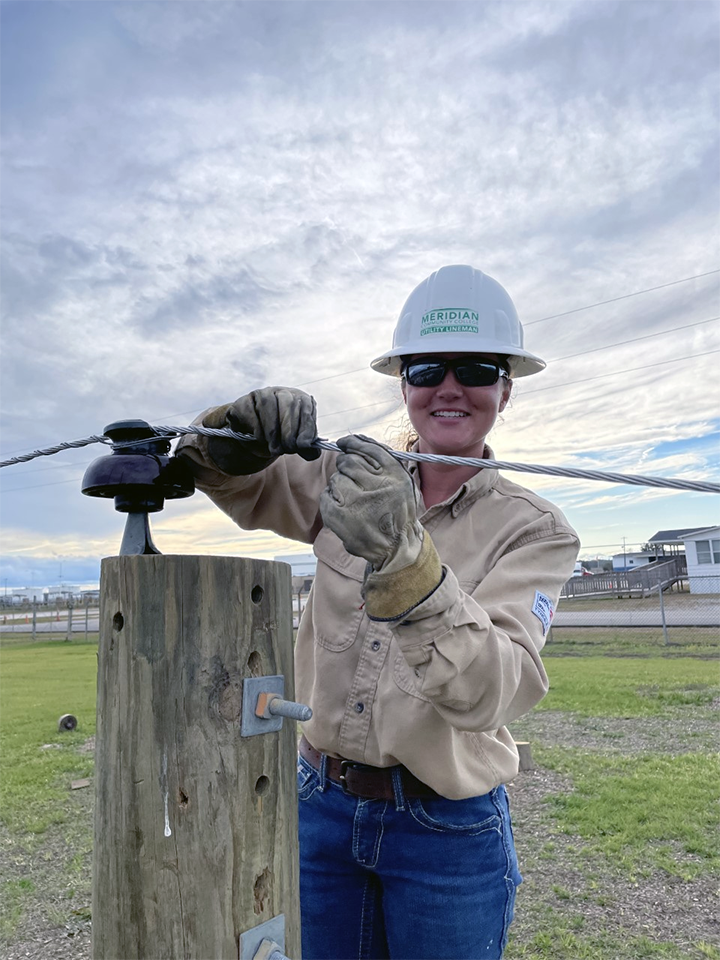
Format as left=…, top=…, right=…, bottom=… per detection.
left=2, top=425, right=719, bottom=494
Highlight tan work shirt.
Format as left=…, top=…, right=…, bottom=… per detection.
left=178, top=428, right=579, bottom=799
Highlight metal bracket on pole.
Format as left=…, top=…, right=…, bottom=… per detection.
left=240, top=676, right=312, bottom=737
left=239, top=914, right=288, bottom=960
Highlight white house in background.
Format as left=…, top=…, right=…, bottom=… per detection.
left=682, top=527, right=720, bottom=595
left=611, top=551, right=659, bottom=572
left=646, top=528, right=710, bottom=556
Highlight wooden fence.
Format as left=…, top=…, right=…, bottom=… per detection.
left=561, top=557, right=687, bottom=600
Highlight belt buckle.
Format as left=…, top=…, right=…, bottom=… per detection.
left=338, top=759, right=357, bottom=794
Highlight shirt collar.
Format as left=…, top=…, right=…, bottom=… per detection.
left=407, top=441, right=499, bottom=514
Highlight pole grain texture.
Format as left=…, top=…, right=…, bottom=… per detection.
left=93, top=555, right=301, bottom=960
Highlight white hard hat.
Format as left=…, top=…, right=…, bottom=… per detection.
left=371, top=264, right=545, bottom=378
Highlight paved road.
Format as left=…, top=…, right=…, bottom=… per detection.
left=1, top=617, right=100, bottom=633
left=3, top=611, right=718, bottom=633
left=553, top=609, right=719, bottom=627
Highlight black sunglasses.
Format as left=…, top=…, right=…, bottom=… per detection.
left=402, top=356, right=509, bottom=388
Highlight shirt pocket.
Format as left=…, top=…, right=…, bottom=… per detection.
left=297, top=755, right=321, bottom=802
left=392, top=652, right=432, bottom=702
left=310, top=526, right=368, bottom=652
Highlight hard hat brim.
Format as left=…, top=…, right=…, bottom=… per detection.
left=370, top=340, right=546, bottom=379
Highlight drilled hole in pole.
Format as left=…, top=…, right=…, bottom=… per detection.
left=251, top=585, right=264, bottom=604
left=255, top=775, right=270, bottom=796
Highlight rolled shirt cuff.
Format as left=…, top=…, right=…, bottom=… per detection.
left=363, top=533, right=444, bottom=621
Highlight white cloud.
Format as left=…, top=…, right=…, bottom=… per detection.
left=1, top=0, right=718, bottom=581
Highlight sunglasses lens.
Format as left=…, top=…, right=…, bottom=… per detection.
left=455, top=362, right=500, bottom=387
left=404, top=362, right=446, bottom=387
left=403, top=358, right=505, bottom=387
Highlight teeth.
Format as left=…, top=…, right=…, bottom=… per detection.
left=432, top=411, right=468, bottom=417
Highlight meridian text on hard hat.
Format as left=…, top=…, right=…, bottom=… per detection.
left=420, top=308, right=479, bottom=336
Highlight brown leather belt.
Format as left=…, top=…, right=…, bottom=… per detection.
left=299, top=735, right=439, bottom=801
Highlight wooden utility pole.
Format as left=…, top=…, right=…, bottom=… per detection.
left=93, top=555, right=301, bottom=959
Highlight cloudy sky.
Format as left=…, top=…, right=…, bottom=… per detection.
left=1, top=0, right=719, bottom=588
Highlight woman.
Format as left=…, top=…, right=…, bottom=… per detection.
left=178, top=265, right=579, bottom=960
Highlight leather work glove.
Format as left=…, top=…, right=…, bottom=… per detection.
left=319, top=435, right=443, bottom=621
left=202, top=387, right=321, bottom=475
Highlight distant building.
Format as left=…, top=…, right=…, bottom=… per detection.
left=582, top=558, right=613, bottom=573
left=0, top=583, right=99, bottom=605
left=611, top=551, right=659, bottom=572
left=608, top=526, right=719, bottom=572
left=274, top=553, right=317, bottom=577
left=646, top=528, right=712, bottom=557
left=1, top=586, right=49, bottom=604
left=274, top=554, right=317, bottom=626
left=682, top=527, right=720, bottom=595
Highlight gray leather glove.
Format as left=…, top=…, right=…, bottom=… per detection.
left=203, top=387, right=320, bottom=475
left=319, top=435, right=443, bottom=620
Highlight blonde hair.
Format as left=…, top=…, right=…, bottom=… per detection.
left=384, top=414, right=419, bottom=452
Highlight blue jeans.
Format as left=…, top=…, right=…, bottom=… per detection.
left=297, top=754, right=522, bottom=960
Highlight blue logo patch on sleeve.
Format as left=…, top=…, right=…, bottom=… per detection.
left=531, top=591, right=554, bottom=636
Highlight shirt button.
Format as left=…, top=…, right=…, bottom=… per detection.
left=355, top=702, right=365, bottom=713
left=371, top=640, right=381, bottom=651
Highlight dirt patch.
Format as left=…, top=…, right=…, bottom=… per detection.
left=0, top=786, right=92, bottom=960
left=507, top=767, right=720, bottom=953
left=510, top=707, right=717, bottom=754
left=2, top=921, right=91, bottom=960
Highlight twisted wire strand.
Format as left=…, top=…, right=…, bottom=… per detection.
left=162, top=425, right=720, bottom=494
left=0, top=435, right=112, bottom=466
left=2, top=424, right=719, bottom=494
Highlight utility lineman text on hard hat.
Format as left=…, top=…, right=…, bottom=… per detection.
left=421, top=308, right=479, bottom=337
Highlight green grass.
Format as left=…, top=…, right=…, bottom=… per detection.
left=507, top=923, right=703, bottom=959
left=537, top=656, right=720, bottom=716
left=0, top=631, right=99, bottom=647
left=0, top=879, right=33, bottom=940
left=537, top=748, right=720, bottom=879
left=0, top=640, right=98, bottom=835
left=1, top=630, right=717, bottom=955
left=532, top=657, right=720, bottom=878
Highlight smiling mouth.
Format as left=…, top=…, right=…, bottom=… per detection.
left=431, top=411, right=469, bottom=418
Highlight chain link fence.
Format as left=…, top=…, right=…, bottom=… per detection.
left=2, top=574, right=718, bottom=648
left=554, top=575, right=719, bottom=646
left=0, top=597, right=99, bottom=641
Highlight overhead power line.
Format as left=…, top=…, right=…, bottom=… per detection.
left=2, top=287, right=717, bottom=476
left=2, top=342, right=717, bottom=490
left=3, top=270, right=717, bottom=452
left=296, top=368, right=367, bottom=388
left=524, top=269, right=720, bottom=326
left=295, top=302, right=720, bottom=387
left=547, top=316, right=718, bottom=364
left=301, top=315, right=719, bottom=387
left=579, top=542, right=645, bottom=549
left=521, top=347, right=720, bottom=395
left=1, top=477, right=80, bottom=494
